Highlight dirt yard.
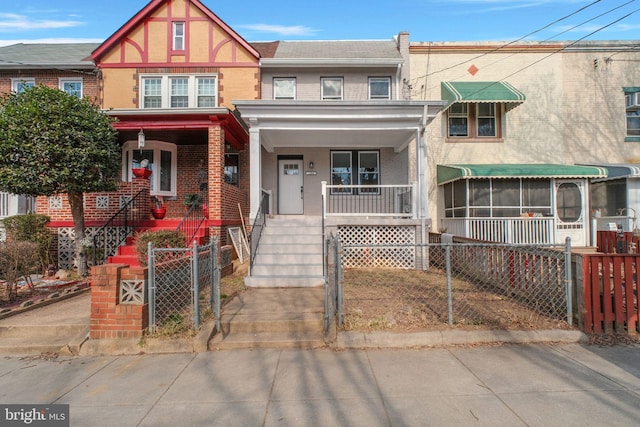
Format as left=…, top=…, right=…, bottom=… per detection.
left=341, top=267, right=573, bottom=332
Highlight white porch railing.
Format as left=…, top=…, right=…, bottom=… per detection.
left=322, top=182, right=417, bottom=218
left=440, top=217, right=556, bottom=244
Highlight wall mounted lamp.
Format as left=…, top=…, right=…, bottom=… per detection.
left=137, top=129, right=146, bottom=150
left=308, top=161, right=314, bottom=170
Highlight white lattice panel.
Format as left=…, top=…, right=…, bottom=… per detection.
left=57, top=226, right=123, bottom=270
left=338, top=225, right=415, bottom=269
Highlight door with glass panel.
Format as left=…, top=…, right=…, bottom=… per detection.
left=278, top=158, right=304, bottom=215
left=554, top=180, right=588, bottom=246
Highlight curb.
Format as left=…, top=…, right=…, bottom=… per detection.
left=335, top=329, right=588, bottom=349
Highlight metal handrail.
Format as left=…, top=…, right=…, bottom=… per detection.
left=249, top=192, right=268, bottom=273
left=92, top=189, right=147, bottom=265
left=176, top=203, right=206, bottom=247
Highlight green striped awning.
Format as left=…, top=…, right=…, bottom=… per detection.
left=437, top=164, right=608, bottom=185
left=441, top=81, right=526, bottom=111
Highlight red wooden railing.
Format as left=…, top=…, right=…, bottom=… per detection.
left=596, top=231, right=640, bottom=254
left=581, top=254, right=639, bottom=335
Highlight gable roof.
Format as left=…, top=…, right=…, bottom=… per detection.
left=257, top=39, right=403, bottom=67
left=0, top=43, right=98, bottom=70
left=92, top=0, right=259, bottom=61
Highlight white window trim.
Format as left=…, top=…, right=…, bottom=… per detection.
left=173, top=22, right=185, bottom=51
left=368, top=77, right=391, bottom=100
left=273, top=77, right=296, bottom=100
left=321, top=77, right=344, bottom=100
left=122, top=140, right=178, bottom=197
left=140, top=74, right=218, bottom=109
left=59, top=78, right=83, bottom=98
left=11, top=78, right=35, bottom=92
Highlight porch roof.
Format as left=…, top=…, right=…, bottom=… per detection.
left=232, top=100, right=446, bottom=153
left=579, top=163, right=640, bottom=182
left=437, top=164, right=608, bottom=185
left=441, top=81, right=526, bottom=112
left=107, top=108, right=249, bottom=149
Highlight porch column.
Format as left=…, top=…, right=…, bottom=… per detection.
left=416, top=128, right=428, bottom=220
left=249, top=126, right=262, bottom=221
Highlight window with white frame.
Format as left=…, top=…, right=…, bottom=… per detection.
left=59, top=78, right=82, bottom=98
left=140, top=75, right=218, bottom=109
left=369, top=77, right=391, bottom=100
left=274, top=78, right=296, bottom=100
left=11, top=78, right=35, bottom=93
left=123, top=140, right=177, bottom=197
left=173, top=22, right=185, bottom=50
left=321, top=77, right=343, bottom=100
left=447, top=102, right=501, bottom=139
left=331, top=150, right=380, bottom=194
left=444, top=178, right=552, bottom=218
left=625, top=88, right=640, bottom=139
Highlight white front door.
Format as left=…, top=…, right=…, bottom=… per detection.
left=278, top=158, right=304, bottom=214
left=555, top=179, right=588, bottom=246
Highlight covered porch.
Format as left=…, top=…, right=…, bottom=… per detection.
left=437, top=164, right=607, bottom=246
left=233, top=100, right=445, bottom=222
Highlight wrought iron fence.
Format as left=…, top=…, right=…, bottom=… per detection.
left=322, top=183, right=416, bottom=218
left=92, top=189, right=147, bottom=265
left=249, top=192, right=269, bottom=272
left=147, top=238, right=220, bottom=333
left=327, top=237, right=572, bottom=332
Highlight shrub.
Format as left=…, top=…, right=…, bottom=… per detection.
left=3, top=214, right=52, bottom=273
left=134, top=229, right=185, bottom=266
left=0, top=241, right=40, bottom=302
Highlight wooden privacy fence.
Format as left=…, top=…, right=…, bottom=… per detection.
left=596, top=230, right=639, bottom=254
left=579, top=254, right=639, bottom=335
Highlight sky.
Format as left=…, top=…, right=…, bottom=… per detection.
left=0, top=0, right=639, bottom=47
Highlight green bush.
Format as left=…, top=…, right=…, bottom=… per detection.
left=3, top=213, right=52, bottom=272
left=134, top=229, right=185, bottom=266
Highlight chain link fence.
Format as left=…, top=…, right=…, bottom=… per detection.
left=328, top=237, right=573, bottom=332
left=148, top=238, right=220, bottom=334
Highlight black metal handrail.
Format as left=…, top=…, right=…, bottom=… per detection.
left=92, top=189, right=147, bottom=266
left=176, top=203, right=206, bottom=247
left=249, top=192, right=269, bottom=272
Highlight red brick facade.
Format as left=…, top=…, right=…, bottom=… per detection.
left=0, top=70, right=99, bottom=101
left=89, top=264, right=148, bottom=339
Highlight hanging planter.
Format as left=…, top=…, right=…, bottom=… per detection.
left=132, top=168, right=152, bottom=179
left=151, top=206, right=167, bottom=219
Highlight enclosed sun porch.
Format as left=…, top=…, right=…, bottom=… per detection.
left=437, top=164, right=608, bottom=247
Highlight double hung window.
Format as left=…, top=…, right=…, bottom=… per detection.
left=331, top=151, right=380, bottom=194
left=11, top=78, right=34, bottom=93
left=59, top=79, right=82, bottom=98
left=369, top=77, right=391, bottom=100
left=141, top=75, right=218, bottom=109
left=447, top=103, right=500, bottom=139
left=625, top=89, right=640, bottom=139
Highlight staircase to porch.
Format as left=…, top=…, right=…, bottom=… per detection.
left=106, top=219, right=210, bottom=267
left=244, top=215, right=325, bottom=288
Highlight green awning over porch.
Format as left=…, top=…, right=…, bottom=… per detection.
left=437, top=164, right=608, bottom=185
left=441, top=81, right=526, bottom=111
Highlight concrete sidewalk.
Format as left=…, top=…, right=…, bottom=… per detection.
left=1, top=344, right=639, bottom=426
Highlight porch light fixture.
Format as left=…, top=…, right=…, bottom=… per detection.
left=308, top=161, right=314, bottom=170
left=137, top=129, right=146, bottom=150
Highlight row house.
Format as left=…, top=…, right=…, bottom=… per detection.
left=410, top=41, right=640, bottom=246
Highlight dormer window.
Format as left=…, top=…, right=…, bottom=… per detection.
left=173, top=22, right=185, bottom=50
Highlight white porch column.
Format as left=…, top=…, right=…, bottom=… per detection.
left=416, top=128, right=428, bottom=220
left=249, top=126, right=262, bottom=222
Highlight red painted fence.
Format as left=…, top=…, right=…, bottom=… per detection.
left=581, top=254, right=639, bottom=335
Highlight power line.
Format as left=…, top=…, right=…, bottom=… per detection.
left=410, top=0, right=606, bottom=85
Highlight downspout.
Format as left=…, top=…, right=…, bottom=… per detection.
left=396, top=64, right=402, bottom=100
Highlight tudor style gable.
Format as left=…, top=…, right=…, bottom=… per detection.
left=92, top=0, right=260, bottom=109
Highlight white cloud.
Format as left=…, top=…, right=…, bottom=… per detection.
left=237, top=24, right=318, bottom=36
left=0, top=13, right=82, bottom=31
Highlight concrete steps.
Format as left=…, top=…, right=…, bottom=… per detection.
left=210, top=287, right=325, bottom=350
left=244, top=216, right=324, bottom=288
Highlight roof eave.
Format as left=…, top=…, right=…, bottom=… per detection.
left=260, top=58, right=403, bottom=68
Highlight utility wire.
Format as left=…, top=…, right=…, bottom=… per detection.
left=410, top=0, right=634, bottom=87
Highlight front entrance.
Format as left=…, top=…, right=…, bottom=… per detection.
left=278, top=157, right=304, bottom=214
left=555, top=179, right=588, bottom=246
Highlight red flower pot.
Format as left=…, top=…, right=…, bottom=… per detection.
left=132, top=168, right=152, bottom=179
left=151, top=207, right=167, bottom=219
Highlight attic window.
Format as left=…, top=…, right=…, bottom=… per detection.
left=173, top=22, right=185, bottom=51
